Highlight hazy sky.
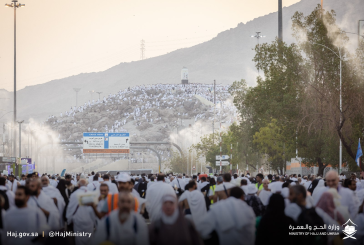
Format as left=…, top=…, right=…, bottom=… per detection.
left=0, top=0, right=301, bottom=91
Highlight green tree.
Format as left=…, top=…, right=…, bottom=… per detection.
left=165, top=150, right=188, bottom=173
left=231, top=5, right=364, bottom=175
left=253, top=119, right=294, bottom=173
left=292, top=5, right=364, bottom=170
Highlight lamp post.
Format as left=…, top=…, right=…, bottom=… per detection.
left=17, top=120, right=24, bottom=177
left=312, top=42, right=343, bottom=173
left=73, top=88, right=81, bottom=107
left=5, top=0, right=25, bottom=159
left=96, top=92, right=102, bottom=100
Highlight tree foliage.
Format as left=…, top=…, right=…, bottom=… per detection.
left=231, top=5, right=364, bottom=175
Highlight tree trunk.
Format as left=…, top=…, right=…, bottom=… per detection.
left=317, top=157, right=327, bottom=176
left=337, top=120, right=356, bottom=160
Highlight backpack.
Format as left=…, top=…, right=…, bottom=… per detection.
left=246, top=196, right=264, bottom=217
left=0, top=190, right=10, bottom=210
left=296, top=208, right=327, bottom=245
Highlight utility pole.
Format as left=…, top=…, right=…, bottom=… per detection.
left=278, top=0, right=283, bottom=42
left=230, top=144, right=232, bottom=174
left=2, top=124, right=5, bottom=154
left=140, top=40, right=145, bottom=60
left=5, top=0, right=25, bottom=159
left=219, top=121, right=222, bottom=173
left=237, top=142, right=239, bottom=173
left=213, top=80, right=216, bottom=137
left=96, top=92, right=102, bottom=100
left=17, top=120, right=23, bottom=177
left=73, top=88, right=81, bottom=107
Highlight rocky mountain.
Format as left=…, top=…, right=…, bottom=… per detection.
left=1, top=0, right=362, bottom=122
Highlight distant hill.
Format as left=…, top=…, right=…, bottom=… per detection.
left=1, top=0, right=362, bottom=122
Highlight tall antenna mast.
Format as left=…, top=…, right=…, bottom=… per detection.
left=140, top=39, right=145, bottom=60
left=278, top=0, right=283, bottom=42
left=251, top=32, right=265, bottom=73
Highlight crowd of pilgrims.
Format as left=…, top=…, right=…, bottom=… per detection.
left=0, top=170, right=363, bottom=245
left=49, top=83, right=235, bottom=133
left=43, top=83, right=237, bottom=164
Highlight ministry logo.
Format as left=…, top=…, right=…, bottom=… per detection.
left=342, top=219, right=357, bottom=239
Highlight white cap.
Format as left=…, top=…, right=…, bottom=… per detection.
left=117, top=173, right=131, bottom=182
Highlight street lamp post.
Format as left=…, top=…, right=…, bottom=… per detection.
left=312, top=42, right=343, bottom=173
left=96, top=92, right=102, bottom=100
left=17, top=120, right=24, bottom=177
left=73, top=88, right=81, bottom=107
left=5, top=0, right=24, bottom=158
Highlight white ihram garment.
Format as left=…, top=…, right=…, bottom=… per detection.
left=92, top=210, right=149, bottom=245
left=146, top=181, right=176, bottom=222
left=27, top=191, right=61, bottom=230
left=87, top=180, right=101, bottom=192
left=66, top=186, right=96, bottom=245
left=2, top=206, right=49, bottom=245
left=42, top=185, right=66, bottom=226
left=179, top=189, right=207, bottom=226
left=197, top=197, right=256, bottom=245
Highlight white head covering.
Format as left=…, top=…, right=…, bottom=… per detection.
left=161, top=194, right=179, bottom=224
left=117, top=173, right=131, bottom=182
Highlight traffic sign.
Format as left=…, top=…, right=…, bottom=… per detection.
left=0, top=157, right=16, bottom=163
left=216, top=155, right=230, bottom=160
left=83, top=132, right=130, bottom=153
left=216, top=161, right=230, bottom=166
